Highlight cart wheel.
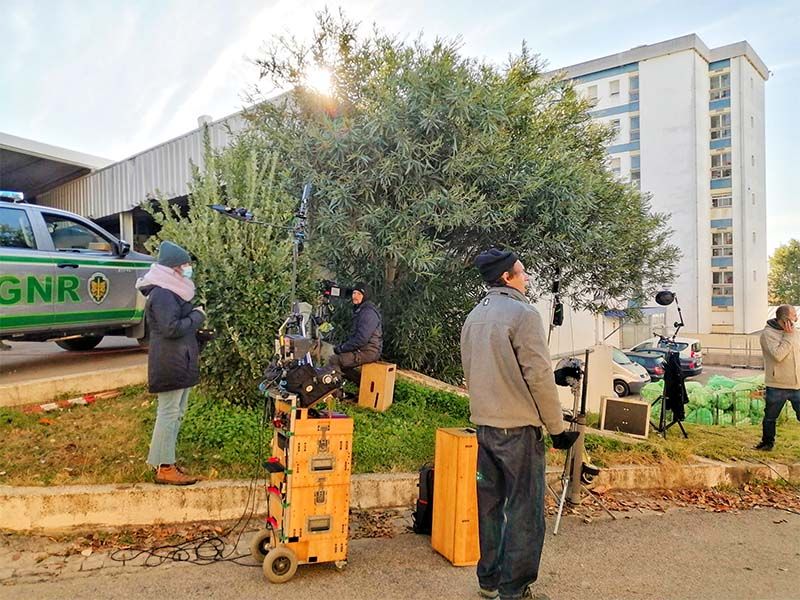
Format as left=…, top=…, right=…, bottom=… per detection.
left=249, top=529, right=273, bottom=564
left=263, top=547, right=298, bottom=584
left=334, top=560, right=348, bottom=572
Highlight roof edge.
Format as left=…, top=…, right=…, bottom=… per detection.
left=0, top=131, right=113, bottom=170
left=546, top=34, right=769, bottom=81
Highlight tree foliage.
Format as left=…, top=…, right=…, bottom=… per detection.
left=243, top=11, right=679, bottom=382
left=144, top=135, right=315, bottom=404
left=769, top=239, right=800, bottom=305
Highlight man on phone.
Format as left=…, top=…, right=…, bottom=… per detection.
left=756, top=304, right=799, bottom=451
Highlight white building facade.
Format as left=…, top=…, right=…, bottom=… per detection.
left=552, top=35, right=769, bottom=334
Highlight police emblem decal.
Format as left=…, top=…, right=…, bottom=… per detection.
left=88, top=273, right=110, bottom=304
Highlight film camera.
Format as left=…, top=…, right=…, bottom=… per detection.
left=262, top=305, right=344, bottom=409
left=320, top=279, right=353, bottom=301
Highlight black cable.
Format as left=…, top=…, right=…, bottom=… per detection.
left=110, top=380, right=280, bottom=568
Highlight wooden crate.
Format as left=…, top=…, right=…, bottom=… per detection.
left=431, top=427, right=480, bottom=566
left=358, top=362, right=396, bottom=412
left=287, top=434, right=352, bottom=487
left=268, top=481, right=350, bottom=542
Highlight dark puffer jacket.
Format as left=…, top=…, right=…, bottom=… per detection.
left=140, top=286, right=205, bottom=394
left=335, top=300, right=383, bottom=359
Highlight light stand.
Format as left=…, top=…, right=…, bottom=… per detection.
left=550, top=350, right=616, bottom=535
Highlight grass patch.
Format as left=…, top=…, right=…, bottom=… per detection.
left=0, top=380, right=797, bottom=487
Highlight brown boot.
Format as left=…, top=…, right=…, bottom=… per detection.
left=155, top=464, right=198, bottom=486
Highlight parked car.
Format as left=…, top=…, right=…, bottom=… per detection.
left=625, top=351, right=666, bottom=381
left=0, top=194, right=153, bottom=350
left=611, top=347, right=651, bottom=397
left=627, top=336, right=703, bottom=377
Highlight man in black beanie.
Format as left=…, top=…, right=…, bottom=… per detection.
left=328, top=282, right=383, bottom=387
left=461, top=248, right=578, bottom=600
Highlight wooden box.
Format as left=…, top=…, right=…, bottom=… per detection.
left=358, top=362, right=397, bottom=412
left=600, top=396, right=651, bottom=439
left=431, top=427, right=480, bottom=566
left=268, top=482, right=350, bottom=541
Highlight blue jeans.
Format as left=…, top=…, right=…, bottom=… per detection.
left=147, top=387, right=191, bottom=467
left=761, top=387, right=800, bottom=444
left=476, top=425, right=546, bottom=600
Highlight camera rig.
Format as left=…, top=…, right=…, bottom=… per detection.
left=210, top=184, right=344, bottom=408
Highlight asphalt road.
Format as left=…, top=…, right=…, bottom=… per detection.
left=5, top=507, right=798, bottom=600
left=0, top=337, right=145, bottom=385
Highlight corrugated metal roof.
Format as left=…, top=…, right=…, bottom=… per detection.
left=37, top=111, right=250, bottom=219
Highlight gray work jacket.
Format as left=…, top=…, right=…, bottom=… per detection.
left=460, top=286, right=565, bottom=433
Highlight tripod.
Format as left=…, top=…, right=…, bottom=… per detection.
left=549, top=350, right=616, bottom=535
left=649, top=347, right=689, bottom=439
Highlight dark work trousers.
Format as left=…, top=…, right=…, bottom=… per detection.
left=761, top=387, right=800, bottom=444
left=476, top=424, right=546, bottom=600
left=328, top=349, right=379, bottom=387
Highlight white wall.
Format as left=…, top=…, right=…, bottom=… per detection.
left=732, top=57, right=768, bottom=333
left=639, top=50, right=710, bottom=333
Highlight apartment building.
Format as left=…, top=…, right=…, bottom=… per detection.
left=551, top=34, right=769, bottom=334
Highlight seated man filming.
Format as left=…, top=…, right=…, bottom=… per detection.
left=328, top=282, right=383, bottom=387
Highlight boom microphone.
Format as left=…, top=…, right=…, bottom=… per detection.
left=209, top=204, right=255, bottom=222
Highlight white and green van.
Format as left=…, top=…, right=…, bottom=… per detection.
left=0, top=193, right=152, bottom=350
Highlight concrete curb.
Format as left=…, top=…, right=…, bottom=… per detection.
left=1, top=462, right=797, bottom=533
left=0, top=365, right=147, bottom=408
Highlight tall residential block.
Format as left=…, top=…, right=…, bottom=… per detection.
left=550, top=35, right=769, bottom=334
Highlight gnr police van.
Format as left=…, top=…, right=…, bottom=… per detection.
left=0, top=192, right=152, bottom=350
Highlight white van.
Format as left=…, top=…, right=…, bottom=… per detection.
left=611, top=347, right=651, bottom=397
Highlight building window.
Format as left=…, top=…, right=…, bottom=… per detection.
left=712, top=271, right=734, bottom=296
left=629, top=75, right=639, bottom=102
left=712, top=194, right=732, bottom=208
left=586, top=85, right=598, bottom=102
left=712, top=231, right=733, bottom=257
left=711, top=152, right=732, bottom=179
left=751, top=155, right=755, bottom=166
left=710, top=113, right=731, bottom=140
left=753, top=269, right=757, bottom=282
left=710, top=73, right=731, bottom=101
left=630, top=153, right=640, bottom=188
left=750, top=115, right=754, bottom=128
left=752, top=192, right=756, bottom=205
left=609, top=80, right=620, bottom=97
left=630, top=115, right=640, bottom=141
left=610, top=119, right=620, bottom=138
left=610, top=157, right=621, bottom=177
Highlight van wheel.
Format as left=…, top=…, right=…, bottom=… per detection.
left=613, top=379, right=630, bottom=397
left=55, top=336, right=104, bottom=351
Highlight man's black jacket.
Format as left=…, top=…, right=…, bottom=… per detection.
left=335, top=300, right=383, bottom=357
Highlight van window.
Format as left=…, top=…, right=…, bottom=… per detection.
left=0, top=207, right=36, bottom=249
left=43, top=213, right=113, bottom=254
left=612, top=348, right=632, bottom=364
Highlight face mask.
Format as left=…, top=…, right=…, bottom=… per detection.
left=181, top=266, right=194, bottom=279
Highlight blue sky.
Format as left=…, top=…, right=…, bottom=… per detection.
left=1, top=0, right=797, bottom=252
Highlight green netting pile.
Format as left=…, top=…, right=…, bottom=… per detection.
left=638, top=374, right=767, bottom=427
